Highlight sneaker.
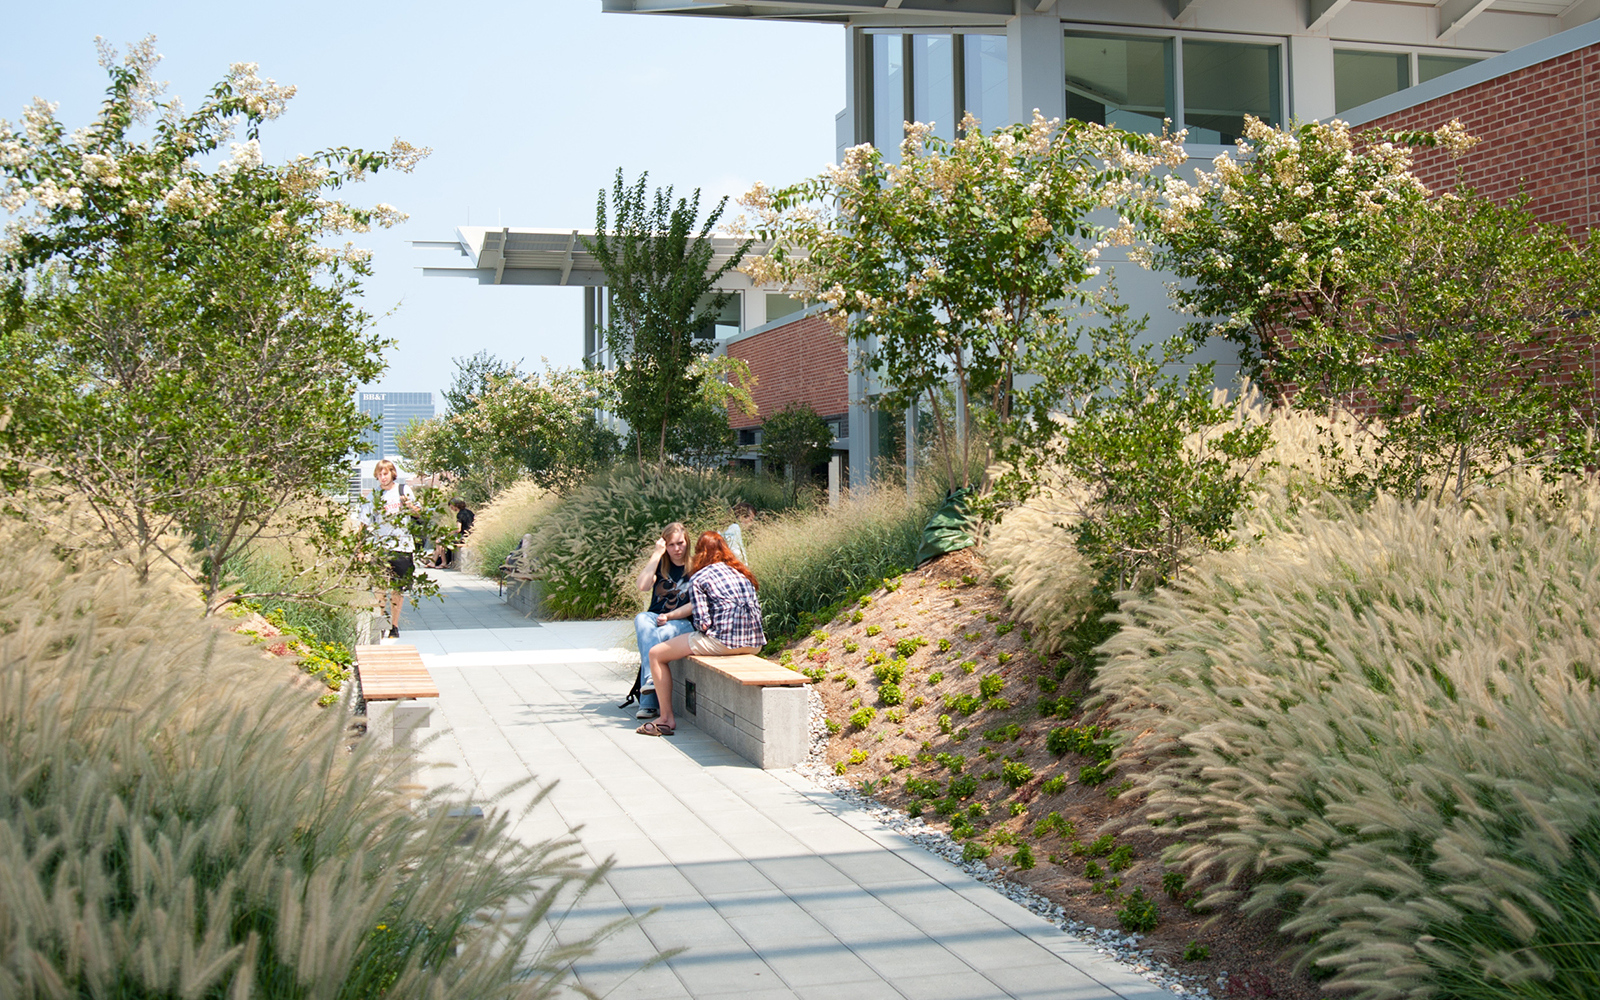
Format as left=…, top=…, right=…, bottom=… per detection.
left=635, top=706, right=659, bottom=719
left=387, top=626, right=400, bottom=639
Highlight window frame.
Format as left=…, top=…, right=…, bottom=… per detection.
left=857, top=27, right=1008, bottom=148
left=1060, top=22, right=1289, bottom=151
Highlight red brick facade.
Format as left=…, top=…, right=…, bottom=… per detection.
left=724, top=313, right=849, bottom=428
left=1364, top=43, right=1600, bottom=237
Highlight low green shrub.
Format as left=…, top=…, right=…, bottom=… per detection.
left=1078, top=761, right=1114, bottom=787
left=1033, top=811, right=1075, bottom=839
left=943, top=693, right=981, bottom=715
left=894, top=635, right=929, bottom=658
left=872, top=658, right=907, bottom=684
left=948, top=774, right=978, bottom=799
left=878, top=682, right=904, bottom=706
left=1045, top=723, right=1113, bottom=759
left=905, top=777, right=943, bottom=798
left=936, top=752, right=965, bottom=773
left=978, top=673, right=1004, bottom=698
left=1117, top=888, right=1160, bottom=933
left=1001, top=761, right=1035, bottom=789
left=1011, top=843, right=1036, bottom=869
left=849, top=705, right=877, bottom=729
left=1041, top=775, right=1068, bottom=795
left=962, top=842, right=992, bottom=862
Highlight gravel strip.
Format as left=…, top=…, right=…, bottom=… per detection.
left=796, top=686, right=1220, bottom=999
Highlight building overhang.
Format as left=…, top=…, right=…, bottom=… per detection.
left=415, top=226, right=767, bottom=288
left=601, top=0, right=1014, bottom=26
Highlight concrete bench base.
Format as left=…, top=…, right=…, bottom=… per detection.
left=669, top=654, right=810, bottom=769
left=504, top=577, right=545, bottom=617
left=353, top=644, right=439, bottom=753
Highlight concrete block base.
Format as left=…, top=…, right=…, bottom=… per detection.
left=504, top=578, right=545, bottom=618
left=669, top=658, right=809, bottom=768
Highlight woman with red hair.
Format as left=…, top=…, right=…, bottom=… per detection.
left=638, top=530, right=766, bottom=736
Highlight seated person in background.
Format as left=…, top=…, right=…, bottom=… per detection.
left=630, top=523, right=694, bottom=720
left=431, top=499, right=474, bottom=568
left=639, top=530, right=765, bottom=737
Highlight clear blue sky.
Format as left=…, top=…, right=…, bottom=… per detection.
left=1, top=3, right=843, bottom=399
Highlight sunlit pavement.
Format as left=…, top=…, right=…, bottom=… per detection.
left=409, top=569, right=1166, bottom=1000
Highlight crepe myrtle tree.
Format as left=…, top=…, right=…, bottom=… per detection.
left=0, top=37, right=431, bottom=612
left=741, top=112, right=1186, bottom=490
left=400, top=361, right=619, bottom=503
left=1150, top=116, right=1600, bottom=502
left=588, top=168, right=751, bottom=469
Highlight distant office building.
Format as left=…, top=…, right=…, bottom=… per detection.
left=357, top=391, right=434, bottom=461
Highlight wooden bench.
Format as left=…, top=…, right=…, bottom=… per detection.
left=669, top=653, right=812, bottom=769
left=353, top=644, right=438, bottom=749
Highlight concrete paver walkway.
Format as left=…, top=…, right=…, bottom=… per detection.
left=406, top=571, right=1166, bottom=1000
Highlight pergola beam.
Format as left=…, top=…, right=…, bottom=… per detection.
left=1308, top=0, right=1353, bottom=30
left=559, top=229, right=578, bottom=286
left=1438, top=0, right=1496, bottom=39
left=493, top=227, right=509, bottom=285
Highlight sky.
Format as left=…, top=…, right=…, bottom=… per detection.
left=0, top=2, right=844, bottom=400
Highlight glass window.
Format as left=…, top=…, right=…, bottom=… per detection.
left=694, top=291, right=742, bottom=341
left=1063, top=32, right=1173, bottom=135
left=1418, top=54, right=1481, bottom=83
left=963, top=34, right=1008, bottom=131
left=873, top=33, right=906, bottom=158
left=912, top=34, right=956, bottom=141
left=1334, top=49, right=1410, bottom=113
left=1182, top=39, right=1281, bottom=145
left=766, top=293, right=806, bottom=325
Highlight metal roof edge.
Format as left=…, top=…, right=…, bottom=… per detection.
left=1339, top=17, right=1600, bottom=127
left=720, top=301, right=833, bottom=347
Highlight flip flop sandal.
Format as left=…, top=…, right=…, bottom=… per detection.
left=636, top=722, right=675, bottom=737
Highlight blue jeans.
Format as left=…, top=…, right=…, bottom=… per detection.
left=634, top=612, right=693, bottom=711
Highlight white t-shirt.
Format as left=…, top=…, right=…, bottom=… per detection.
left=360, top=483, right=415, bottom=553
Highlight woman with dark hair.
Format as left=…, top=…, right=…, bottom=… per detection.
left=629, top=522, right=694, bottom=720
left=638, top=530, right=765, bottom=737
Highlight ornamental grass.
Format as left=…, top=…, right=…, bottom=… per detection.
left=745, top=480, right=939, bottom=643
left=1100, top=480, right=1600, bottom=999
left=462, top=477, right=558, bottom=577
left=0, top=517, right=614, bottom=999
left=528, top=465, right=789, bottom=620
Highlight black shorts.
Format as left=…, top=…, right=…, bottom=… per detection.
left=387, top=552, right=414, bottom=589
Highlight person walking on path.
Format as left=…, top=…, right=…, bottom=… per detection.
left=640, top=531, right=765, bottom=737
left=630, top=523, right=694, bottom=720
left=360, top=459, right=420, bottom=639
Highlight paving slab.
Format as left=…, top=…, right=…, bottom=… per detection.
left=406, top=571, right=1170, bottom=1000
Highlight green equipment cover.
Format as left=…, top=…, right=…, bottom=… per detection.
left=916, top=487, right=976, bottom=567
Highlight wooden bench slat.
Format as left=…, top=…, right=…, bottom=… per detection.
left=686, top=653, right=810, bottom=687
left=353, top=644, right=440, bottom=700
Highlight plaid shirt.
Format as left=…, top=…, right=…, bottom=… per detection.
left=690, top=562, right=766, bottom=650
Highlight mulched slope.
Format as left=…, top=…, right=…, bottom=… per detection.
left=784, top=549, right=1324, bottom=1000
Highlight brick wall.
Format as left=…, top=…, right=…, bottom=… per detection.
left=1365, top=43, right=1599, bottom=236
left=724, top=314, right=849, bottom=428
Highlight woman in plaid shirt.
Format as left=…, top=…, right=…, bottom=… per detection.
left=639, top=531, right=766, bottom=736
